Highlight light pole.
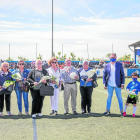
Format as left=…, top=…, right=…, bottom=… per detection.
left=62, top=44, right=63, bottom=57
left=9, top=43, right=10, bottom=61
left=87, top=44, right=89, bottom=59
left=36, top=43, right=37, bottom=59
left=52, top=0, right=53, bottom=57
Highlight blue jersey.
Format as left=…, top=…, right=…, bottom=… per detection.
left=126, top=80, right=140, bottom=95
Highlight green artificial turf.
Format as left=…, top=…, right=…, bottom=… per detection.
left=0, top=78, right=140, bottom=140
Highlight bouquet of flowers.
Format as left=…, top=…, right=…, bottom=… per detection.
left=11, top=73, right=22, bottom=80
left=126, top=89, right=139, bottom=102
left=50, top=75, right=59, bottom=88
left=70, top=72, right=77, bottom=79
left=33, top=75, right=51, bottom=87
left=84, top=69, right=96, bottom=87
left=0, top=80, right=15, bottom=91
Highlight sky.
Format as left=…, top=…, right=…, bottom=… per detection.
left=0, top=0, right=140, bottom=60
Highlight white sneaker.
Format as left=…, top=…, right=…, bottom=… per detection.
left=32, top=114, right=36, bottom=118
left=25, top=112, right=29, bottom=115
left=18, top=112, right=22, bottom=116
left=37, top=113, right=42, bottom=117
left=0, top=112, right=3, bottom=116
left=7, top=111, right=12, bottom=116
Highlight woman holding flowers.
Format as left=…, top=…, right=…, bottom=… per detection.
left=12, top=60, right=29, bottom=115
left=27, top=59, right=48, bottom=118
left=0, top=62, right=13, bottom=116
left=78, top=60, right=97, bottom=114
left=47, top=57, right=62, bottom=115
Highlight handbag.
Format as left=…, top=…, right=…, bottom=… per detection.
left=59, top=68, right=64, bottom=90
left=93, top=80, right=98, bottom=88
left=21, top=82, right=30, bottom=92
left=39, top=84, right=54, bottom=96
left=7, top=85, right=14, bottom=92
left=60, top=83, right=64, bottom=90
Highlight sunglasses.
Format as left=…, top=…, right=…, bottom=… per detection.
left=37, top=63, right=42, bottom=65
left=19, top=63, right=24, bottom=65
left=52, top=62, right=57, bottom=64
left=3, top=66, right=8, bottom=67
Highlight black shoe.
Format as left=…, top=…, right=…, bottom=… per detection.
left=87, top=109, right=91, bottom=114
left=103, top=110, right=110, bottom=115
left=50, top=110, right=54, bottom=115
left=73, top=111, right=78, bottom=115
left=64, top=111, right=69, bottom=115
left=81, top=110, right=86, bottom=114
left=87, top=111, right=91, bottom=114
left=82, top=111, right=86, bottom=114
left=54, top=111, right=58, bottom=115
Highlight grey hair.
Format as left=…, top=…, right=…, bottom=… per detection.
left=110, top=53, right=117, bottom=57
left=83, top=60, right=89, bottom=65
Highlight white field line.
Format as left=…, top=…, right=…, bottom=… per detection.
left=32, top=118, right=38, bottom=140
left=95, top=89, right=140, bottom=104
left=95, top=89, right=126, bottom=100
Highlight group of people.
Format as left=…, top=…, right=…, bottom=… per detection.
left=0, top=53, right=139, bottom=118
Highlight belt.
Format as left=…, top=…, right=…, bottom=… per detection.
left=65, top=82, right=76, bottom=84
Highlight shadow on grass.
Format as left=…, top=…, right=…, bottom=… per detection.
left=1, top=113, right=140, bottom=119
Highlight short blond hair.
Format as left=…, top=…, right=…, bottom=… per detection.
left=35, top=59, right=42, bottom=64
left=1, top=62, right=9, bottom=71
left=48, top=57, right=58, bottom=66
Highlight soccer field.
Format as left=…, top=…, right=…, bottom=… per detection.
left=0, top=78, right=140, bottom=140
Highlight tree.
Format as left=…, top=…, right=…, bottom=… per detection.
left=118, top=54, right=131, bottom=61
left=37, top=54, right=42, bottom=60
left=6, top=57, right=13, bottom=61
left=18, top=55, right=28, bottom=61
left=53, top=52, right=55, bottom=57
left=95, top=58, right=100, bottom=61
left=69, top=52, right=76, bottom=61
left=106, top=53, right=111, bottom=60
left=57, top=52, right=61, bottom=60
left=92, top=57, right=95, bottom=61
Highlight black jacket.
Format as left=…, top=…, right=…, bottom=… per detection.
left=27, top=69, right=48, bottom=87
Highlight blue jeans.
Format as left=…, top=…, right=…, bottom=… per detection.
left=106, top=85, right=123, bottom=111
left=15, top=89, right=29, bottom=112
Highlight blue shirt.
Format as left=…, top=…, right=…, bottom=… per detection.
left=61, top=66, right=78, bottom=83
left=79, top=68, right=92, bottom=87
left=126, top=80, right=140, bottom=95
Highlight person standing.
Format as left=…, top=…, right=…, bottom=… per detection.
left=13, top=60, right=29, bottom=115
left=61, top=59, right=79, bottom=115
left=0, top=62, right=13, bottom=116
left=78, top=60, right=97, bottom=114
left=47, top=57, right=62, bottom=115
left=27, top=59, right=48, bottom=118
left=103, top=53, right=125, bottom=115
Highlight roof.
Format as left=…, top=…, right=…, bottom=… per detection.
left=129, top=41, right=140, bottom=47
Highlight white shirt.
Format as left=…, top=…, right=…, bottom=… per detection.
left=108, top=63, right=117, bottom=87
left=47, top=67, right=61, bottom=87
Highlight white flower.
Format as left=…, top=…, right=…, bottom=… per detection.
left=70, top=72, right=77, bottom=79
left=11, top=73, right=22, bottom=80
left=86, top=70, right=96, bottom=78
left=38, top=76, right=51, bottom=84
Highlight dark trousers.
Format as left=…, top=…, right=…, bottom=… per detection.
left=30, top=89, right=45, bottom=115
left=0, top=94, right=11, bottom=112
left=80, top=86, right=93, bottom=112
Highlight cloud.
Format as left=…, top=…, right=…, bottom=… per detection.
left=0, top=15, right=140, bottom=60
left=0, top=0, right=66, bottom=15
left=0, top=14, right=7, bottom=17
